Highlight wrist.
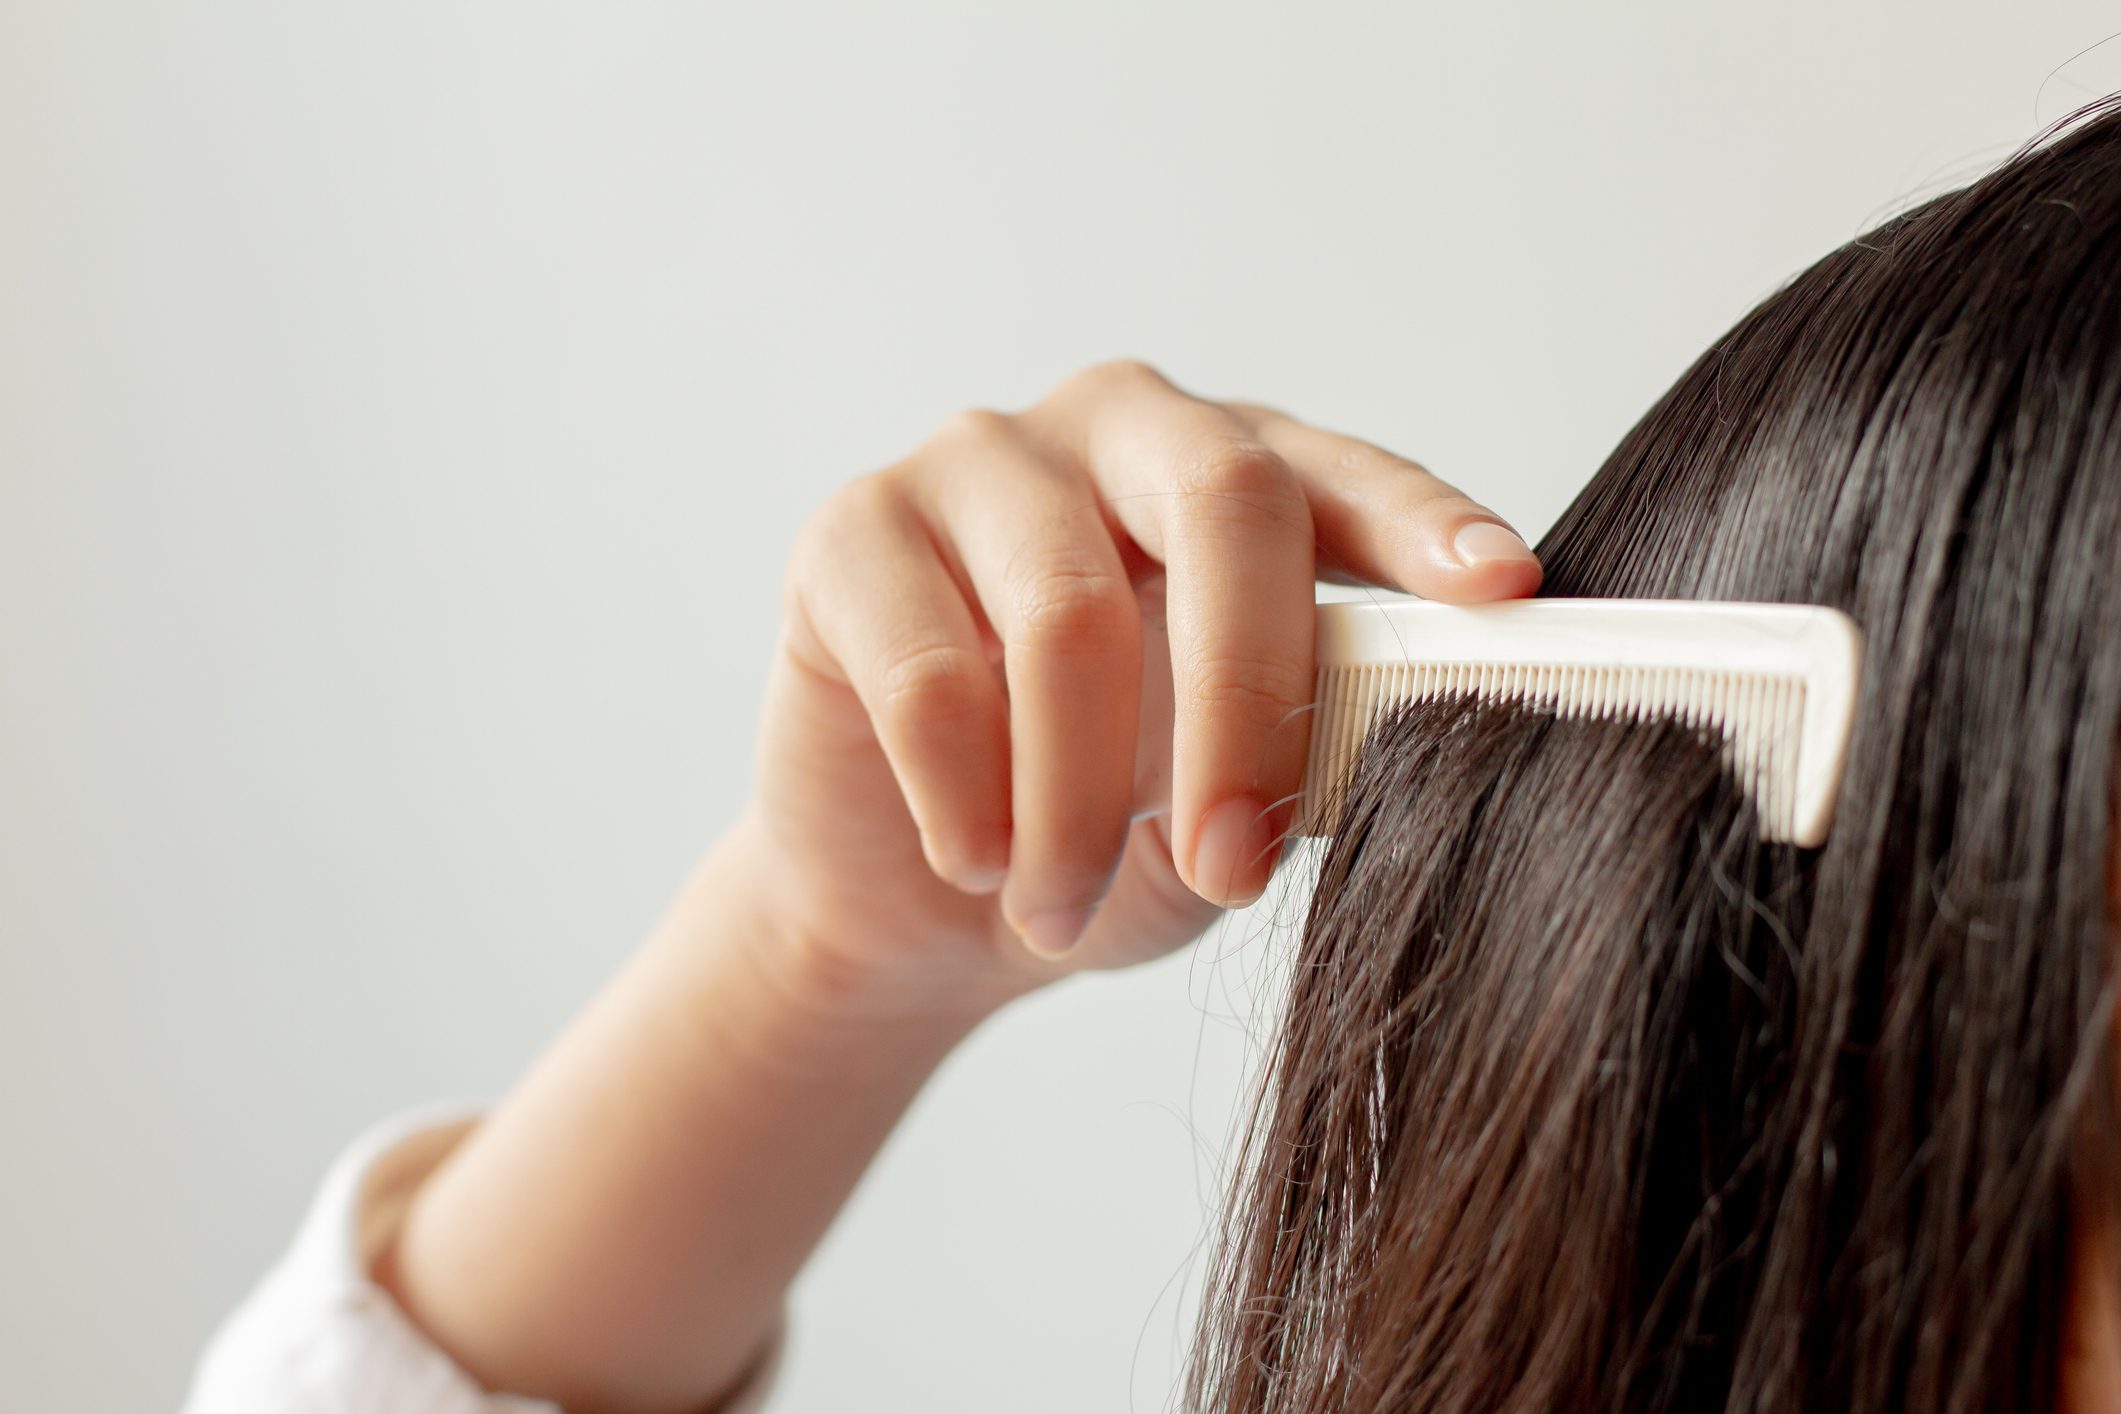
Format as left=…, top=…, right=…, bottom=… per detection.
left=662, top=814, right=1022, bottom=1062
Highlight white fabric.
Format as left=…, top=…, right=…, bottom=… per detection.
left=182, top=1106, right=780, bottom=1414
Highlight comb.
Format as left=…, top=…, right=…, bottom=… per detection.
left=1293, top=599, right=1863, bottom=847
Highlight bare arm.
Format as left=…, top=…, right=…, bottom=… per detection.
left=375, top=814, right=995, bottom=1413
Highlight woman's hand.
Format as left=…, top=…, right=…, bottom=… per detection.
left=373, top=361, right=1542, bottom=1414
left=739, top=359, right=1542, bottom=1016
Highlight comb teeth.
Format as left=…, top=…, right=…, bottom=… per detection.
left=1291, top=600, right=1863, bottom=847
left=1295, top=660, right=1808, bottom=839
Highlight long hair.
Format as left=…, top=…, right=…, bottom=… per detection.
left=1191, top=100, right=2121, bottom=1413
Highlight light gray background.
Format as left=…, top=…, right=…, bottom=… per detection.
left=6, top=4, right=2119, bottom=1410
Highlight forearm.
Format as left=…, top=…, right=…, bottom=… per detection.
left=376, top=816, right=998, bottom=1414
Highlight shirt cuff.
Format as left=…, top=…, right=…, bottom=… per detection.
left=184, top=1103, right=784, bottom=1414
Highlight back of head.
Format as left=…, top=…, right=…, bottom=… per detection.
left=1192, top=99, right=2121, bottom=1413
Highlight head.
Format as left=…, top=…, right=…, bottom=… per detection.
left=1192, top=99, right=2121, bottom=1412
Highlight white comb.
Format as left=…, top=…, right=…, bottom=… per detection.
left=1293, top=600, right=1863, bottom=847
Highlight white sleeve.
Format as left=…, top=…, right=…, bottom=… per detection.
left=181, top=1105, right=782, bottom=1414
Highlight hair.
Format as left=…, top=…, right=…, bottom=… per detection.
left=1191, top=99, right=2121, bottom=1413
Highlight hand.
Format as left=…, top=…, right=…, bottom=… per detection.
left=370, top=367, right=1543, bottom=1411
left=737, top=360, right=1541, bottom=1016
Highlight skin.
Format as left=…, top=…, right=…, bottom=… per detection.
left=2065, top=1202, right=2121, bottom=1409
left=2060, top=839, right=2121, bottom=1412
left=371, top=357, right=2119, bottom=1411
left=375, top=360, right=1543, bottom=1413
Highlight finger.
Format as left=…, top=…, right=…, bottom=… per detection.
left=1227, top=400, right=1543, bottom=602
left=1065, top=813, right=1219, bottom=969
left=1036, top=362, right=1314, bottom=909
left=909, top=410, right=1142, bottom=958
left=786, top=472, right=1012, bottom=892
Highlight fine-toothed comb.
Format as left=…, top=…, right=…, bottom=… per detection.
left=1293, top=599, right=1863, bottom=847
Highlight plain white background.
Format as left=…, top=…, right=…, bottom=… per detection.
left=6, top=4, right=2121, bottom=1409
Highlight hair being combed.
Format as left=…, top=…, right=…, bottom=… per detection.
left=1192, top=99, right=2121, bottom=1413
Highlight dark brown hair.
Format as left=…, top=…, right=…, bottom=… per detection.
left=1192, top=99, right=2121, bottom=1413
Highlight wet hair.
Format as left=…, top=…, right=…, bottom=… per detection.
left=1191, top=99, right=2121, bottom=1413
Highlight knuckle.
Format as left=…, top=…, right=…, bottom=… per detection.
left=925, top=405, right=1017, bottom=454
left=1183, top=645, right=1311, bottom=726
left=874, top=641, right=993, bottom=739
left=789, top=473, right=895, bottom=582
left=1225, top=398, right=1293, bottom=426
left=1088, top=356, right=1165, bottom=389
left=1009, top=561, right=1136, bottom=657
left=813, top=471, right=899, bottom=540
left=1175, top=438, right=1299, bottom=506
left=1055, top=357, right=1166, bottom=404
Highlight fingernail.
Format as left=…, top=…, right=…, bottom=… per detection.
left=1190, top=795, right=1278, bottom=908
left=1453, top=520, right=1537, bottom=569
left=1017, top=905, right=1095, bottom=958
left=953, top=866, right=1007, bottom=895
left=925, top=832, right=1009, bottom=895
